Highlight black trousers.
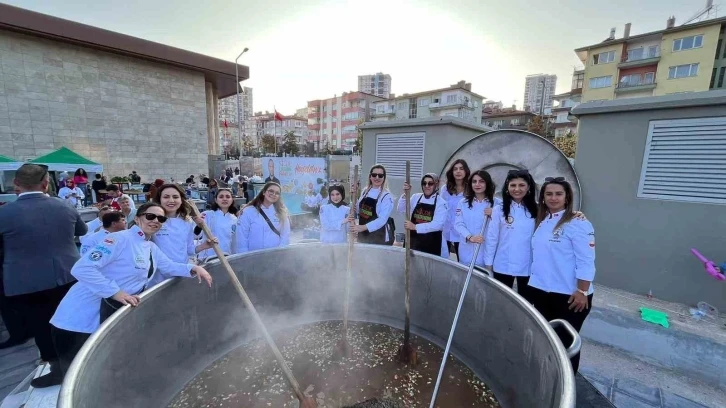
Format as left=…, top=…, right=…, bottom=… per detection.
left=51, top=326, right=90, bottom=377
left=447, top=241, right=459, bottom=260
left=492, top=272, right=530, bottom=297
left=523, top=286, right=593, bottom=373
left=0, top=276, right=29, bottom=343
left=6, top=282, right=74, bottom=363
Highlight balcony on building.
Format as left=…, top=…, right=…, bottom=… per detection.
left=372, top=107, right=396, bottom=117
left=428, top=96, right=476, bottom=110
left=615, top=72, right=657, bottom=93
left=618, top=46, right=660, bottom=68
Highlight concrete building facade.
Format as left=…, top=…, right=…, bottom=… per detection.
left=481, top=106, right=536, bottom=131
left=358, top=72, right=391, bottom=98
left=307, top=91, right=383, bottom=151
left=371, top=81, right=484, bottom=125
left=0, top=4, right=248, bottom=181
left=551, top=69, right=584, bottom=137
left=572, top=91, right=726, bottom=310
left=576, top=17, right=726, bottom=102
left=249, top=111, right=308, bottom=150
left=523, top=74, right=557, bottom=114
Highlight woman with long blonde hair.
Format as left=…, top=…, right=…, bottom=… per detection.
left=349, top=164, right=394, bottom=245
left=235, top=182, right=290, bottom=253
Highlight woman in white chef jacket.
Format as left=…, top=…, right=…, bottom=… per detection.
left=484, top=169, right=538, bottom=294
left=441, top=159, right=470, bottom=260
left=196, top=188, right=239, bottom=261
left=49, top=202, right=213, bottom=382
left=398, top=173, right=448, bottom=257
left=454, top=170, right=498, bottom=267
left=319, top=185, right=349, bottom=244
left=150, top=184, right=214, bottom=286
left=526, top=177, right=595, bottom=373
left=58, top=179, right=85, bottom=207
left=235, top=182, right=291, bottom=253
left=350, top=164, right=394, bottom=245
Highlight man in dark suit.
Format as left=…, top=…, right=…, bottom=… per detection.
left=0, top=164, right=87, bottom=387
left=264, top=159, right=280, bottom=184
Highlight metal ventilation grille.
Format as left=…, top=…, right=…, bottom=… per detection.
left=375, top=132, right=425, bottom=178
left=638, top=117, right=726, bottom=204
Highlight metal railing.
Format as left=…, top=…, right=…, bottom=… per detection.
left=621, top=48, right=660, bottom=63
left=616, top=79, right=656, bottom=89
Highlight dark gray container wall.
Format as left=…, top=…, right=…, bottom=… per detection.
left=360, top=118, right=490, bottom=236
left=573, top=94, right=726, bottom=311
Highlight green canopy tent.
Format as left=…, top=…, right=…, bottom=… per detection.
left=0, top=154, right=23, bottom=171
left=29, top=147, right=103, bottom=173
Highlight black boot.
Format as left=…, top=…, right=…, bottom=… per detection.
left=30, top=360, right=63, bottom=388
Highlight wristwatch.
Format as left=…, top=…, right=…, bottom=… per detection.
left=466, top=235, right=472, bottom=243
left=577, top=289, right=588, bottom=296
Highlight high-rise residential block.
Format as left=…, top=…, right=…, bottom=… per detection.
left=358, top=73, right=392, bottom=98
left=575, top=15, right=726, bottom=102
left=307, top=92, right=385, bottom=151
left=523, top=74, right=557, bottom=115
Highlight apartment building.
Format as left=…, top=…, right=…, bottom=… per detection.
left=249, top=112, right=309, bottom=148
left=358, top=73, right=392, bottom=98
left=575, top=16, right=726, bottom=102
left=371, top=81, right=484, bottom=125
left=481, top=105, right=537, bottom=131
left=307, top=92, right=384, bottom=150
left=482, top=100, right=504, bottom=113
left=523, top=74, right=557, bottom=114
left=551, top=70, right=584, bottom=137
left=218, top=87, right=253, bottom=125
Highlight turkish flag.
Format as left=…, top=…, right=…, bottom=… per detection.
left=274, top=111, right=284, bottom=121
left=223, top=119, right=228, bottom=128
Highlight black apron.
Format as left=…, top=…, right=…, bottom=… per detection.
left=410, top=194, right=443, bottom=255
left=100, top=251, right=153, bottom=323
left=358, top=191, right=388, bottom=245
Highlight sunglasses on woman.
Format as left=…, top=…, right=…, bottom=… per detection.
left=545, top=177, right=565, bottom=182
left=422, top=181, right=436, bottom=186
left=139, top=213, right=168, bottom=223
left=370, top=173, right=385, bottom=179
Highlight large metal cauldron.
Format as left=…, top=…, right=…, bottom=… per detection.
left=59, top=244, right=578, bottom=407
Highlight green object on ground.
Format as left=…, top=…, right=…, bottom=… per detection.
left=640, top=307, right=669, bottom=328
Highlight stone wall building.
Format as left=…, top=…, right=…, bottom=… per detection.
left=0, top=4, right=249, bottom=181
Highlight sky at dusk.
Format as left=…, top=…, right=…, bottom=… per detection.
left=4, top=0, right=719, bottom=113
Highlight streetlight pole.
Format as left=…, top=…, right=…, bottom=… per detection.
left=235, top=47, right=249, bottom=159
left=539, top=80, right=546, bottom=116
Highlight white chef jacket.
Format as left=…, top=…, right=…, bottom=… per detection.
left=84, top=218, right=102, bottom=237
left=454, top=197, right=501, bottom=267
left=356, top=187, right=394, bottom=242
left=80, top=229, right=110, bottom=255
left=529, top=210, right=596, bottom=296
left=235, top=204, right=291, bottom=253
left=397, top=192, right=449, bottom=257
left=440, top=188, right=465, bottom=242
left=58, top=186, right=85, bottom=207
left=304, top=194, right=320, bottom=208
left=150, top=217, right=197, bottom=286
left=319, top=203, right=350, bottom=244
left=50, top=226, right=194, bottom=334
left=484, top=201, right=536, bottom=277
left=198, top=209, right=237, bottom=260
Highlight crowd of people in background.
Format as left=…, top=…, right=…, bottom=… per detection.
left=0, top=158, right=596, bottom=393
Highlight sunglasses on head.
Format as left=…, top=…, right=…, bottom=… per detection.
left=370, top=173, right=385, bottom=179
left=139, top=213, right=168, bottom=223
left=545, top=177, right=566, bottom=183
left=508, top=169, right=530, bottom=176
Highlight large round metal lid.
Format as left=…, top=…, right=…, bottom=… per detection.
left=439, top=129, right=581, bottom=209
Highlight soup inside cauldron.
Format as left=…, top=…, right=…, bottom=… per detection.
left=167, top=321, right=499, bottom=408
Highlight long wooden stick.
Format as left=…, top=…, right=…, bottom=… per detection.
left=403, top=160, right=412, bottom=349
left=188, top=202, right=315, bottom=407
left=341, top=165, right=359, bottom=339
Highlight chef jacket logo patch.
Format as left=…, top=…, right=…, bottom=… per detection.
left=89, top=251, right=103, bottom=261
left=137, top=231, right=144, bottom=237
left=505, top=216, right=514, bottom=225
left=550, top=227, right=564, bottom=243
left=589, top=241, right=595, bottom=248
left=103, top=238, right=115, bottom=245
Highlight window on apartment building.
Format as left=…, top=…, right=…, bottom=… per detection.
left=589, top=76, right=613, bottom=89
left=409, top=99, right=417, bottom=119
left=668, top=63, right=699, bottom=79
left=375, top=133, right=425, bottom=178
left=673, top=35, right=703, bottom=51
left=710, top=68, right=717, bottom=88
left=638, top=117, right=726, bottom=204
left=511, top=118, right=520, bottom=126
left=418, top=98, right=430, bottom=107
left=716, top=39, right=723, bottom=59
left=719, top=67, right=726, bottom=88
left=593, top=51, right=615, bottom=65
left=397, top=101, right=407, bottom=110
left=446, top=94, right=457, bottom=104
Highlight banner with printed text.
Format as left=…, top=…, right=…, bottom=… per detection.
left=262, top=157, right=327, bottom=196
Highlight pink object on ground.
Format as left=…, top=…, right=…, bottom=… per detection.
left=690, top=248, right=726, bottom=281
